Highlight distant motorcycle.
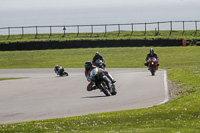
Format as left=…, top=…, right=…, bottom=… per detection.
left=56, top=67, right=69, bottom=76
left=90, top=67, right=117, bottom=96
left=148, top=57, right=158, bottom=76
left=93, top=59, right=106, bottom=69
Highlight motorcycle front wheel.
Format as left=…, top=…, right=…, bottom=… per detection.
left=150, top=66, right=155, bottom=76
left=64, top=72, right=68, bottom=76
left=99, top=82, right=111, bottom=96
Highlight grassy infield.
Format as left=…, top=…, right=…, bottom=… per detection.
left=0, top=31, right=200, bottom=132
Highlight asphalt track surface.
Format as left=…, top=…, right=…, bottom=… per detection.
left=0, top=68, right=169, bottom=124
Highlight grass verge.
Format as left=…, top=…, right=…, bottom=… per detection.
left=0, top=46, right=200, bottom=132
left=0, top=30, right=200, bottom=43
left=0, top=78, right=24, bottom=81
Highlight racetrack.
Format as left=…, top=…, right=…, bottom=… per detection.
left=0, top=68, right=169, bottom=124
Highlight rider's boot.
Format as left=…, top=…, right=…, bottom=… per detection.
left=157, top=64, right=159, bottom=70
left=107, top=73, right=116, bottom=83
left=87, top=82, right=97, bottom=91
left=92, top=85, right=97, bottom=90
left=103, top=76, right=113, bottom=90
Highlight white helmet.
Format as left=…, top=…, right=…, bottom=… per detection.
left=150, top=48, right=154, bottom=55
left=95, top=52, right=100, bottom=56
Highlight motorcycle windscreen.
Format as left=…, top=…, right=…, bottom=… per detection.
left=90, top=68, right=104, bottom=81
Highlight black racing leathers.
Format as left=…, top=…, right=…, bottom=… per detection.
left=146, top=53, right=158, bottom=61
left=145, top=53, right=159, bottom=66
left=92, top=55, right=105, bottom=64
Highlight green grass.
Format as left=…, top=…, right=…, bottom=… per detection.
left=0, top=78, right=24, bottom=81
left=0, top=47, right=199, bottom=69
left=0, top=46, right=200, bottom=132
left=0, top=30, right=200, bottom=43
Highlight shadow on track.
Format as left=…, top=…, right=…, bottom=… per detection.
left=82, top=95, right=108, bottom=98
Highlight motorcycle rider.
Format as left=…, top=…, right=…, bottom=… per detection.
left=144, top=48, right=159, bottom=69
left=54, top=65, right=65, bottom=75
left=92, top=52, right=106, bottom=68
left=84, top=61, right=116, bottom=91
left=54, top=65, right=60, bottom=74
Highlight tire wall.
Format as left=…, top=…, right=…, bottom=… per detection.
left=0, top=39, right=183, bottom=51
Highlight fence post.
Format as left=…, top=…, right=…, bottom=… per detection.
left=63, top=26, right=66, bottom=37
left=7, top=27, right=10, bottom=39
left=170, top=21, right=172, bottom=35
left=49, top=26, right=52, bottom=38
left=77, top=25, right=79, bottom=37
left=118, top=24, right=120, bottom=36
left=35, top=26, right=38, bottom=39
left=104, top=24, right=107, bottom=37
left=21, top=27, right=24, bottom=39
left=157, top=22, right=159, bottom=35
left=144, top=23, right=146, bottom=35
left=91, top=25, right=93, bottom=37
left=194, top=21, right=197, bottom=36
left=131, top=23, right=133, bottom=36
left=182, top=21, right=185, bottom=35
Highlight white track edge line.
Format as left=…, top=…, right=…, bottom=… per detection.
left=159, top=70, right=170, bottom=104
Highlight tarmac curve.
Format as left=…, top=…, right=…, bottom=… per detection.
left=0, top=68, right=169, bottom=124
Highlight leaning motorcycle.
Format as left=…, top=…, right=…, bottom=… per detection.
left=93, top=59, right=105, bottom=69
left=148, top=57, right=157, bottom=76
left=57, top=67, right=69, bottom=76
left=90, top=67, right=117, bottom=96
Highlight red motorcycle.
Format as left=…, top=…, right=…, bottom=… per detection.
left=148, top=57, right=158, bottom=76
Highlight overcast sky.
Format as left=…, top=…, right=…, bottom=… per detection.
left=0, top=0, right=199, bottom=28
left=1, top=0, right=200, bottom=11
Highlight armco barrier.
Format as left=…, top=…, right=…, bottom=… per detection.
left=0, top=39, right=183, bottom=51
